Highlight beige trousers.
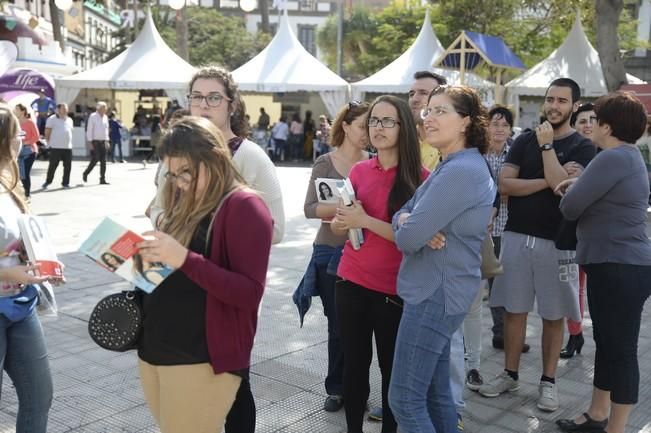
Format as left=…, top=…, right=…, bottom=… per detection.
left=139, top=359, right=241, bottom=433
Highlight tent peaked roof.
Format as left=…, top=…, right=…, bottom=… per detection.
left=506, top=14, right=644, bottom=97
left=352, top=10, right=493, bottom=94
left=56, top=10, right=196, bottom=89
left=352, top=10, right=443, bottom=90
left=232, top=10, right=348, bottom=92
left=436, top=31, right=524, bottom=71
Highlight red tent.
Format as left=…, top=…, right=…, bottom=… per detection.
left=620, top=84, right=651, bottom=114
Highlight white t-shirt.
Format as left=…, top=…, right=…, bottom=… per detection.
left=46, top=115, right=73, bottom=149
left=0, top=192, right=24, bottom=296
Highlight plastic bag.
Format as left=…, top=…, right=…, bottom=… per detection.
left=36, top=281, right=58, bottom=317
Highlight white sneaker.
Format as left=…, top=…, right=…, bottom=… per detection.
left=478, top=371, right=519, bottom=397
left=537, top=381, right=559, bottom=412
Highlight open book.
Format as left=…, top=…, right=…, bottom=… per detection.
left=79, top=217, right=173, bottom=293
left=338, top=178, right=365, bottom=250
left=18, top=215, right=63, bottom=279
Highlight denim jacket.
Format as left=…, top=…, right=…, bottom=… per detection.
left=292, top=244, right=342, bottom=326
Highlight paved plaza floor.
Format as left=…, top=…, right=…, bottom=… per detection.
left=0, top=159, right=649, bottom=433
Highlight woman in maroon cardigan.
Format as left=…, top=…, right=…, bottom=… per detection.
left=136, top=116, right=273, bottom=433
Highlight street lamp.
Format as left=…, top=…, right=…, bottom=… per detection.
left=54, top=0, right=73, bottom=11
left=168, top=0, right=186, bottom=11
left=240, top=0, right=256, bottom=12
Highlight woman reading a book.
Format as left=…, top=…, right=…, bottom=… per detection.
left=0, top=102, right=54, bottom=432
left=136, top=117, right=273, bottom=433
left=389, top=85, right=495, bottom=432
left=331, top=96, right=428, bottom=433
left=297, top=101, right=370, bottom=413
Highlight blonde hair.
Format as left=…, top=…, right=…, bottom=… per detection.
left=158, top=116, right=245, bottom=247
left=0, top=103, right=27, bottom=213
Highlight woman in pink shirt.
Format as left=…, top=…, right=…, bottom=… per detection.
left=14, top=104, right=39, bottom=199
left=332, top=95, right=427, bottom=433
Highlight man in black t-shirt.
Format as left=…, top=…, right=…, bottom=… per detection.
left=478, top=78, right=596, bottom=412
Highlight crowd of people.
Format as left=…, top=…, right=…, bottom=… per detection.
left=0, top=64, right=649, bottom=433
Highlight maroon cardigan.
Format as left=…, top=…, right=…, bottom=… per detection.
left=179, top=190, right=273, bottom=374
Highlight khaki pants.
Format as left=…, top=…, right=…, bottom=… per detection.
left=139, top=359, right=241, bottom=433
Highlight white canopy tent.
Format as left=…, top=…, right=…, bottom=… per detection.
left=506, top=14, right=645, bottom=99
left=55, top=10, right=196, bottom=106
left=351, top=10, right=494, bottom=100
left=232, top=10, right=349, bottom=118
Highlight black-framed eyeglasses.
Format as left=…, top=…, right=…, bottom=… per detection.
left=367, top=117, right=399, bottom=128
left=186, top=93, right=230, bottom=108
left=164, top=169, right=193, bottom=186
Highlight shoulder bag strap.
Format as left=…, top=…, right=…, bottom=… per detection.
left=203, top=187, right=242, bottom=256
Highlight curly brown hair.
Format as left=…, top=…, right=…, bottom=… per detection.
left=428, top=85, right=489, bottom=154
left=189, top=65, right=250, bottom=138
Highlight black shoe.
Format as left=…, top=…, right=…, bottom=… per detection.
left=82, top=172, right=88, bottom=183
left=368, top=406, right=382, bottom=421
left=323, top=395, right=343, bottom=412
left=466, top=369, right=484, bottom=391
left=560, top=333, right=585, bottom=359
left=556, top=412, right=607, bottom=432
left=99, top=180, right=110, bottom=185
left=492, top=337, right=530, bottom=353
left=41, top=182, right=50, bottom=189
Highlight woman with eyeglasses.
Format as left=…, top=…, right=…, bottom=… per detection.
left=331, top=95, right=427, bottom=433
left=555, top=92, right=651, bottom=433
left=147, top=65, right=284, bottom=433
left=558, top=102, right=596, bottom=360
left=295, top=101, right=370, bottom=414
left=0, top=102, right=56, bottom=433
left=388, top=85, right=495, bottom=433
left=136, top=117, right=273, bottom=433
left=14, top=104, right=39, bottom=200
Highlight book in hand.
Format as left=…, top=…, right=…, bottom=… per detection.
left=338, top=178, right=365, bottom=250
left=79, top=217, right=173, bottom=293
left=17, top=215, right=63, bottom=279
left=314, top=177, right=345, bottom=223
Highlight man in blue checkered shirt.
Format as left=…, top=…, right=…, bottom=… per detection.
left=483, top=106, right=533, bottom=353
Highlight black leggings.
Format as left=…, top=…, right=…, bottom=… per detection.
left=225, top=379, right=256, bottom=433
left=584, top=263, right=651, bottom=404
left=335, top=279, right=402, bottom=433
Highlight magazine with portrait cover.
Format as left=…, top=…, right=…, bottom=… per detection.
left=17, top=215, right=63, bottom=279
left=79, top=217, right=172, bottom=293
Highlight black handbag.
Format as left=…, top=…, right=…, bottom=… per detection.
left=88, top=290, right=143, bottom=352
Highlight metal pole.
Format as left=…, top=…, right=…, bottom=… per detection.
left=336, top=0, right=343, bottom=75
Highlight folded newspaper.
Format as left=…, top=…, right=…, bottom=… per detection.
left=79, top=217, right=173, bottom=293
left=338, top=178, right=364, bottom=250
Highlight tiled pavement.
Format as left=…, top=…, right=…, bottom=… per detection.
left=0, top=160, right=649, bottom=433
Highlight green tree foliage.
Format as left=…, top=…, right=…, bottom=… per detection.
left=109, top=6, right=271, bottom=70
left=317, top=0, right=642, bottom=80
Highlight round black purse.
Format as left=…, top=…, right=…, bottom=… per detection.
left=88, top=290, right=143, bottom=352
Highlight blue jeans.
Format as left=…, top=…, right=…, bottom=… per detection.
left=0, top=310, right=53, bottom=433
left=389, top=296, right=465, bottom=433
left=316, top=262, right=343, bottom=396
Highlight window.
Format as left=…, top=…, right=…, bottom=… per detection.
left=299, top=0, right=316, bottom=11
left=297, top=24, right=316, bottom=56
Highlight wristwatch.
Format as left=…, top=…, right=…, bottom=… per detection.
left=541, top=143, right=554, bottom=151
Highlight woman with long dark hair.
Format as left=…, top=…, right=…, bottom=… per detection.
left=388, top=85, right=495, bottom=433
left=297, top=101, right=370, bottom=413
left=0, top=102, right=55, bottom=432
left=331, top=95, right=427, bottom=433
left=14, top=104, right=39, bottom=199
left=556, top=92, right=651, bottom=433
left=137, top=117, right=273, bottom=433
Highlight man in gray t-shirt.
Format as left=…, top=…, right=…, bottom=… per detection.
left=43, top=104, right=74, bottom=189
